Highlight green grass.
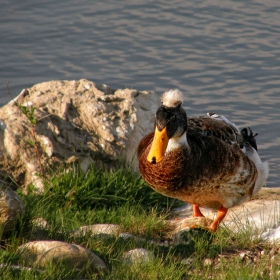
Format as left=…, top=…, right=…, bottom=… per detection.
left=0, top=164, right=279, bottom=279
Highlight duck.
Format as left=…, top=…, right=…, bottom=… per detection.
left=137, top=89, right=269, bottom=232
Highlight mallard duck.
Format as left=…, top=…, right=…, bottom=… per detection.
left=137, top=89, right=269, bottom=232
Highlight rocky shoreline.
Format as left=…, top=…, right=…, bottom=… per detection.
left=0, top=79, right=279, bottom=274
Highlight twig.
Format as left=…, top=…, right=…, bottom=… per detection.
left=6, top=80, right=14, bottom=101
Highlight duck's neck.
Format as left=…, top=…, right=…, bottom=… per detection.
left=166, top=131, right=188, bottom=153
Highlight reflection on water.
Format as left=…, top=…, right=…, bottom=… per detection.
left=1, top=0, right=279, bottom=186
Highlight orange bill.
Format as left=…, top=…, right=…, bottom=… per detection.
left=147, top=126, right=169, bottom=164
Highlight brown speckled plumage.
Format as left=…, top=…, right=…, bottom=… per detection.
left=138, top=124, right=257, bottom=210
left=137, top=90, right=268, bottom=231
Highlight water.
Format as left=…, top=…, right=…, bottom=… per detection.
left=1, top=0, right=279, bottom=186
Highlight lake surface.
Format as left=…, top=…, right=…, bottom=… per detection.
left=1, top=0, right=279, bottom=186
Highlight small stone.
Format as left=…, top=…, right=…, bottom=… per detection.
left=203, top=258, right=213, bottom=266
left=71, top=224, right=121, bottom=239
left=119, top=233, right=146, bottom=243
left=17, top=240, right=106, bottom=272
left=122, top=248, right=154, bottom=265
left=176, top=217, right=214, bottom=232
left=31, top=217, right=50, bottom=230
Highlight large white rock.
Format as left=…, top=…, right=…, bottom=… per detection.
left=173, top=188, right=280, bottom=235
left=0, top=79, right=159, bottom=190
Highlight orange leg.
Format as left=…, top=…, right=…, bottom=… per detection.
left=208, top=206, right=228, bottom=232
left=192, top=204, right=205, bottom=217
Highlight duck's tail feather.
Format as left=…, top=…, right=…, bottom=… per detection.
left=241, top=127, right=258, bottom=151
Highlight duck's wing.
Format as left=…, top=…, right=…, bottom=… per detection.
left=188, top=112, right=256, bottom=150
left=190, top=113, right=267, bottom=192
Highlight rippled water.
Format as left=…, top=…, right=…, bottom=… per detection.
left=1, top=1, right=279, bottom=186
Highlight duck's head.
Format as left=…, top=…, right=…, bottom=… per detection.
left=147, top=89, right=187, bottom=164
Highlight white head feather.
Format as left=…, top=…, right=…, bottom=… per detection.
left=161, top=89, right=183, bottom=107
